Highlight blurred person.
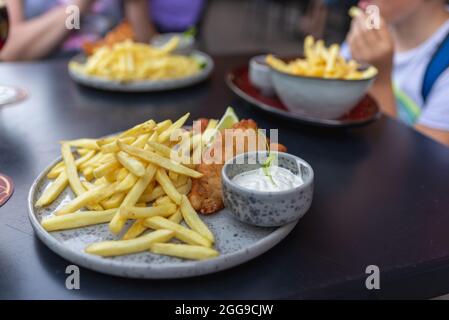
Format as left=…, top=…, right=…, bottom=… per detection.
left=150, top=0, right=206, bottom=34
left=0, top=0, right=154, bottom=60
left=346, top=0, right=449, bottom=146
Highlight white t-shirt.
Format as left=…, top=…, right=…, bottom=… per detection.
left=342, top=18, right=449, bottom=131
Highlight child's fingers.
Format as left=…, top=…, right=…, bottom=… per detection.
left=354, top=14, right=382, bottom=44
left=347, top=27, right=372, bottom=64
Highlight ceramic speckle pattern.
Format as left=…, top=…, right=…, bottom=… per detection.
left=68, top=51, right=214, bottom=92
left=222, top=152, right=314, bottom=227
left=28, top=157, right=297, bottom=279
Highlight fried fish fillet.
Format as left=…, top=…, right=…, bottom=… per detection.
left=83, top=21, right=135, bottom=56
left=188, top=119, right=287, bottom=214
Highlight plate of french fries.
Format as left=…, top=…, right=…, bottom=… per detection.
left=68, top=38, right=213, bottom=92
left=28, top=113, right=297, bottom=279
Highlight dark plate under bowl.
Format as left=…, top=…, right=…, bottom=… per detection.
left=226, top=65, right=382, bottom=128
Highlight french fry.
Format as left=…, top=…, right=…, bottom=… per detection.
left=56, top=183, right=116, bottom=215
left=131, top=133, right=150, bottom=148
left=110, top=164, right=156, bottom=234
left=116, top=167, right=128, bottom=181
left=36, top=172, right=69, bottom=207
left=81, top=180, right=95, bottom=190
left=325, top=44, right=339, bottom=74
left=47, top=150, right=96, bottom=179
left=122, top=219, right=147, bottom=240
left=349, top=6, right=362, bottom=18
left=157, top=36, right=180, bottom=54
left=42, top=209, right=116, bottom=231
left=77, top=148, right=91, bottom=156
left=168, top=171, right=178, bottom=182
left=61, top=143, right=86, bottom=197
left=139, top=184, right=165, bottom=203
left=168, top=209, right=183, bottom=224
left=157, top=113, right=190, bottom=143
left=135, top=202, right=147, bottom=207
left=61, top=138, right=99, bottom=150
left=155, top=169, right=182, bottom=205
left=82, top=166, right=94, bottom=181
left=100, top=137, right=135, bottom=153
left=154, top=120, right=172, bottom=134
left=93, top=160, right=121, bottom=179
left=97, top=153, right=116, bottom=165
left=139, top=178, right=189, bottom=203
left=97, top=136, right=116, bottom=146
left=116, top=151, right=146, bottom=177
left=147, top=141, right=172, bottom=158
left=180, top=195, right=214, bottom=243
left=150, top=243, right=219, bottom=260
left=118, top=142, right=202, bottom=178
left=177, top=174, right=188, bottom=186
left=154, top=195, right=173, bottom=206
left=177, top=180, right=192, bottom=195
left=119, top=119, right=156, bottom=138
left=144, top=216, right=211, bottom=247
left=116, top=172, right=137, bottom=192
left=124, top=203, right=177, bottom=219
left=79, top=152, right=103, bottom=170
left=101, top=191, right=126, bottom=209
left=85, top=229, right=174, bottom=257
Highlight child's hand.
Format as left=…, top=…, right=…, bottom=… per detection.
left=347, top=13, right=394, bottom=82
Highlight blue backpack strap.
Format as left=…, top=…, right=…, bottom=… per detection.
left=422, top=31, right=449, bottom=103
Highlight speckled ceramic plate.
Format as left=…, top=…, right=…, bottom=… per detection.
left=68, top=51, right=214, bottom=92
left=28, top=157, right=298, bottom=279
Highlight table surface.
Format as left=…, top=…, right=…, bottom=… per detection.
left=1, top=55, right=449, bottom=300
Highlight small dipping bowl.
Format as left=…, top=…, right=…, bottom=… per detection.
left=249, top=55, right=275, bottom=96
left=222, top=151, right=314, bottom=227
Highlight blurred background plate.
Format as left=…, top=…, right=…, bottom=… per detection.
left=68, top=51, right=214, bottom=92
left=226, top=65, right=382, bottom=128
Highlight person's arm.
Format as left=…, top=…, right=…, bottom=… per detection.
left=124, top=0, right=156, bottom=43
left=1, top=0, right=93, bottom=61
left=415, top=124, right=449, bottom=146
left=346, top=12, right=397, bottom=117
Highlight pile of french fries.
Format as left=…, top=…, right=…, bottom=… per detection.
left=70, top=37, right=202, bottom=82
left=266, top=35, right=377, bottom=80
left=36, top=114, right=220, bottom=261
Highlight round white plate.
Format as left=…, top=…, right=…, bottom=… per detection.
left=68, top=51, right=214, bottom=92
left=28, top=157, right=298, bottom=279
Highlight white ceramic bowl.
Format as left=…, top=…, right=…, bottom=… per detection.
left=270, top=67, right=376, bottom=119
left=249, top=55, right=275, bottom=96
left=222, top=151, right=314, bottom=227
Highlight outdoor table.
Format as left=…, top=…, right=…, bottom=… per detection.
left=1, top=55, right=449, bottom=299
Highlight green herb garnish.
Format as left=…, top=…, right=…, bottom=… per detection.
left=261, top=152, right=277, bottom=186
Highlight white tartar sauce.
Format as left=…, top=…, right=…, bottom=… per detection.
left=232, top=166, right=303, bottom=192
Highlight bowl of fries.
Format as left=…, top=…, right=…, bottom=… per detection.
left=266, top=36, right=377, bottom=119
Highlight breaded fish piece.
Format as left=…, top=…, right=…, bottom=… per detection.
left=188, top=119, right=287, bottom=214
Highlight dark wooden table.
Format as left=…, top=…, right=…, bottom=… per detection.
left=1, top=55, right=449, bottom=299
